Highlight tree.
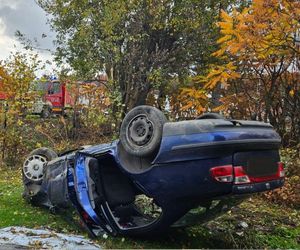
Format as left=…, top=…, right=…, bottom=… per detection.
left=0, top=52, right=42, bottom=163
left=0, top=52, right=41, bottom=114
left=36, top=0, right=240, bottom=115
left=186, top=0, right=300, bottom=145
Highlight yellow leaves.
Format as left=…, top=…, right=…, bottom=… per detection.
left=179, top=0, right=300, bottom=117
left=203, top=63, right=240, bottom=90
left=78, top=82, right=111, bottom=113
left=230, top=71, right=240, bottom=79
left=179, top=61, right=241, bottom=114
left=188, top=0, right=300, bottom=117
left=218, top=22, right=234, bottom=34
left=216, top=11, right=236, bottom=51
left=220, top=10, right=233, bottom=24
left=214, top=0, right=300, bottom=63
left=212, top=47, right=226, bottom=57
left=179, top=87, right=208, bottom=114
left=217, top=35, right=232, bottom=44
left=181, top=87, right=207, bottom=100
left=17, top=120, right=23, bottom=126
left=217, top=9, right=240, bottom=39
left=0, top=52, right=42, bottom=127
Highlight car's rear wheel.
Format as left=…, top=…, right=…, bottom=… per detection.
left=120, top=105, right=167, bottom=157
left=23, top=147, right=57, bottom=183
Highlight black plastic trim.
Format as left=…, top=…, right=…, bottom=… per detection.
left=232, top=178, right=284, bottom=194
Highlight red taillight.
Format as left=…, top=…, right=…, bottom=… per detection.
left=249, top=175, right=276, bottom=182
left=210, top=165, right=233, bottom=183
left=234, top=166, right=251, bottom=184
left=211, top=162, right=284, bottom=184
left=278, top=162, right=285, bottom=178
left=234, top=162, right=285, bottom=184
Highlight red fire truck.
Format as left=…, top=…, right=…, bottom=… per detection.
left=0, top=80, right=74, bottom=118
left=32, top=80, right=74, bottom=117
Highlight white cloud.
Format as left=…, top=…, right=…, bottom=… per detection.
left=0, top=17, right=5, bottom=33
left=0, top=0, right=21, bottom=10
left=0, top=17, right=22, bottom=59
left=0, top=0, right=57, bottom=76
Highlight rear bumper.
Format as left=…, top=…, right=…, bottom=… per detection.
left=232, top=178, right=284, bottom=194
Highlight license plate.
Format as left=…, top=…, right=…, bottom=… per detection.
left=246, top=158, right=277, bottom=177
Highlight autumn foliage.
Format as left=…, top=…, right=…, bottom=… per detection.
left=264, top=148, right=300, bottom=208
left=0, top=53, right=113, bottom=166
left=180, top=0, right=300, bottom=146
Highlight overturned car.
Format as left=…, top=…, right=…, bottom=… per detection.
left=22, top=106, right=284, bottom=237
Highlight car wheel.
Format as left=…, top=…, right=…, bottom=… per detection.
left=197, top=113, right=224, bottom=119
left=41, top=106, right=52, bottom=118
left=120, top=105, right=167, bottom=157
left=23, top=147, right=57, bottom=183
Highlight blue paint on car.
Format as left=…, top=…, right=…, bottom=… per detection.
left=22, top=115, right=284, bottom=237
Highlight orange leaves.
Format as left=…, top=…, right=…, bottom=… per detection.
left=214, top=0, right=300, bottom=62
left=201, top=63, right=240, bottom=90
left=179, top=0, right=300, bottom=120
left=77, top=81, right=111, bottom=113
left=178, top=61, right=241, bottom=115
left=178, top=87, right=207, bottom=114
left=0, top=65, right=15, bottom=100
left=215, top=9, right=246, bottom=57
left=217, top=10, right=237, bottom=37
left=213, top=92, right=252, bottom=114
left=178, top=63, right=241, bottom=115
left=0, top=52, right=41, bottom=118
left=190, top=0, right=300, bottom=115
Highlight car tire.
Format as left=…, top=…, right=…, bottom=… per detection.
left=41, top=106, right=51, bottom=119
left=23, top=147, right=58, bottom=184
left=197, top=113, right=224, bottom=120
left=120, top=105, right=167, bottom=157
left=28, top=147, right=58, bottom=162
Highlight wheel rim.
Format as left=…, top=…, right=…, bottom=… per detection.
left=127, top=114, right=154, bottom=146
left=43, top=108, right=50, bottom=118
left=23, top=155, right=47, bottom=181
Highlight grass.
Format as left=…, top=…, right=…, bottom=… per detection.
left=0, top=169, right=79, bottom=233
left=0, top=168, right=299, bottom=249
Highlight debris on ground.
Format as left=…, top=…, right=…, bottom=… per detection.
left=237, top=221, right=249, bottom=229
left=0, top=227, right=101, bottom=249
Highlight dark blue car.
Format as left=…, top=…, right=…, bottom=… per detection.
left=22, top=106, right=284, bottom=237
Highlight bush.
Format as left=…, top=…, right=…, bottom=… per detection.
left=263, top=147, right=300, bottom=208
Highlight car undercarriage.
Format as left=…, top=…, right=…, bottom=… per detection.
left=22, top=106, right=284, bottom=237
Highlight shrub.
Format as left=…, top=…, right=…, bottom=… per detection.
left=263, top=147, right=300, bottom=208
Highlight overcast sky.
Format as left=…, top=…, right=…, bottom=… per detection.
left=0, top=0, right=56, bottom=76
